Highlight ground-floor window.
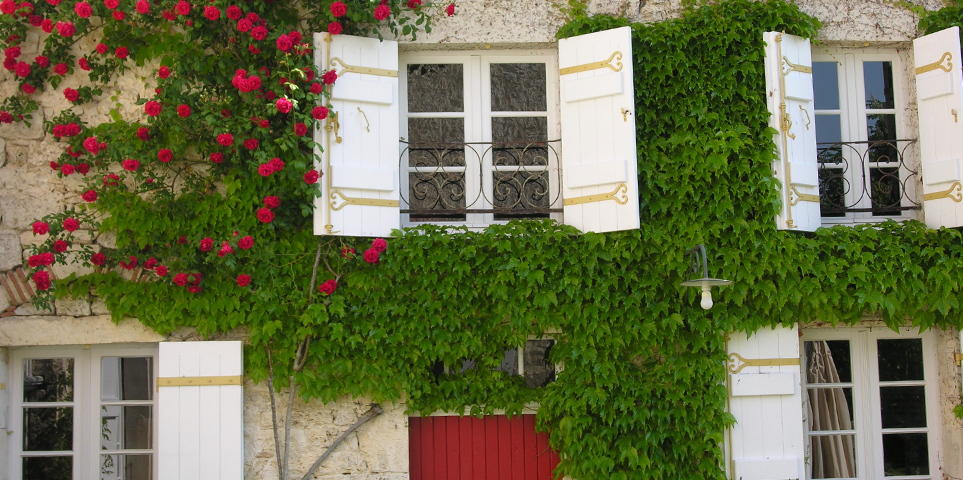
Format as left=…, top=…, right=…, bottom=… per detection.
left=9, top=344, right=157, bottom=480
left=801, top=328, right=940, bottom=479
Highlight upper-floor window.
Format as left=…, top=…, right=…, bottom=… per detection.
left=399, top=51, right=561, bottom=228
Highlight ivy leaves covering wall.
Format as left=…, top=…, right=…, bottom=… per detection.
left=57, top=0, right=963, bottom=479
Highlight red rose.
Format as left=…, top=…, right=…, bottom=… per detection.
left=90, top=252, right=106, bottom=265
left=81, top=190, right=97, bottom=202
left=372, top=238, right=387, bottom=253
left=83, top=136, right=100, bottom=154
left=276, top=97, right=292, bottom=113
left=54, top=63, right=67, bottom=75
left=41, top=18, right=52, bottom=31
left=265, top=91, right=276, bottom=101
left=264, top=196, right=280, bottom=209
left=310, top=82, right=322, bottom=94
left=115, top=46, right=128, bottom=59
left=256, top=207, right=274, bottom=223
left=158, top=148, right=172, bottom=162
left=158, top=65, right=170, bottom=78
left=32, top=221, right=49, bottom=235
left=237, top=274, right=251, bottom=286
left=119, top=256, right=137, bottom=269
left=173, top=272, right=188, bottom=286
left=136, top=127, right=150, bottom=141
left=243, top=138, right=258, bottom=150
left=4, top=45, right=20, bottom=59
left=374, top=4, right=389, bottom=20
left=155, top=265, right=167, bottom=276
left=177, top=104, right=190, bottom=117
left=122, top=158, right=139, bottom=171
left=34, top=55, right=48, bottom=67
left=217, top=133, right=233, bottom=146
left=96, top=43, right=107, bottom=54
left=249, top=45, right=260, bottom=54
left=77, top=162, right=89, bottom=174
left=238, top=235, right=253, bottom=249
left=67, top=146, right=81, bottom=158
left=236, top=18, right=251, bottom=32
left=61, top=163, right=75, bottom=175
left=104, top=0, right=117, bottom=8
left=341, top=246, right=355, bottom=258
left=0, top=0, right=14, bottom=13
left=21, top=83, right=35, bottom=94
left=187, top=285, right=201, bottom=294
left=218, top=244, right=233, bottom=257
left=103, top=173, right=119, bottom=186
left=328, top=22, right=341, bottom=35
left=269, top=157, right=284, bottom=172
left=112, top=9, right=124, bottom=19
left=143, top=257, right=157, bottom=269
left=199, top=237, right=213, bottom=251
left=247, top=75, right=261, bottom=90
left=33, top=270, right=51, bottom=291
left=257, top=163, right=273, bottom=176
left=407, top=0, right=420, bottom=8
left=330, top=0, right=345, bottom=17
left=446, top=3, right=454, bottom=15
left=78, top=57, right=90, bottom=70
left=245, top=11, right=257, bottom=22
left=210, top=152, right=224, bottom=163
left=250, top=25, right=266, bottom=40
left=54, top=240, right=69, bottom=253
left=74, top=1, right=91, bottom=17
left=303, top=169, right=319, bottom=184
left=293, top=123, right=308, bottom=137
left=225, top=4, right=239, bottom=19
left=177, top=235, right=187, bottom=244
left=64, top=88, right=79, bottom=102
left=318, top=279, right=337, bottom=295
left=135, top=0, right=147, bottom=13
left=13, top=61, right=29, bottom=77
left=175, top=0, right=188, bottom=15
left=0, top=111, right=12, bottom=123
left=56, top=20, right=75, bottom=36
left=259, top=119, right=269, bottom=128
left=289, top=30, right=302, bottom=44
left=276, top=34, right=292, bottom=52
left=321, top=70, right=337, bottom=85
left=63, top=218, right=79, bottom=232
left=144, top=100, right=161, bottom=116
left=363, top=248, right=379, bottom=263
left=28, top=255, right=41, bottom=267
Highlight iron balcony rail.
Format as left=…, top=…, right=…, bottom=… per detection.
left=816, top=139, right=920, bottom=216
left=399, top=139, right=563, bottom=217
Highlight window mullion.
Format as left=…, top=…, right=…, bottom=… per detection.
left=470, top=55, right=490, bottom=226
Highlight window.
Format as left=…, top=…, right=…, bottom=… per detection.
left=811, top=50, right=919, bottom=222
left=10, top=345, right=157, bottom=480
left=399, top=51, right=561, bottom=228
left=800, top=328, right=940, bottom=479
left=435, top=338, right=557, bottom=389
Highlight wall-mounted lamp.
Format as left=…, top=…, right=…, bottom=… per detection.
left=680, top=244, right=732, bottom=310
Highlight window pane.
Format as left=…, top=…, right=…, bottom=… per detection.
left=23, top=456, right=72, bottom=480
left=813, top=62, right=841, bottom=110
left=815, top=115, right=842, bottom=145
left=101, top=454, right=151, bottom=480
left=877, top=338, right=924, bottom=381
left=408, top=118, right=466, bottom=167
left=492, top=117, right=548, bottom=145
left=523, top=339, right=555, bottom=388
left=101, top=405, right=152, bottom=450
left=805, top=340, right=852, bottom=383
left=493, top=171, right=550, bottom=215
left=880, top=386, right=926, bottom=428
left=807, top=387, right=855, bottom=431
left=23, top=358, right=73, bottom=403
left=867, top=114, right=897, bottom=143
left=809, top=434, right=857, bottom=478
left=102, top=357, right=153, bottom=401
left=863, top=61, right=895, bottom=109
left=407, top=64, right=463, bottom=112
left=883, top=433, right=929, bottom=476
left=870, top=166, right=901, bottom=216
left=23, top=407, right=73, bottom=451
left=408, top=172, right=466, bottom=219
left=496, top=349, right=518, bottom=375
left=490, top=63, right=547, bottom=112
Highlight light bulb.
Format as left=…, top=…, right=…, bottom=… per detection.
left=700, top=284, right=713, bottom=310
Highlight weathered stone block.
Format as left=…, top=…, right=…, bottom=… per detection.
left=0, top=110, right=45, bottom=140
left=90, top=297, right=109, bottom=315
left=55, top=296, right=91, bottom=317
left=14, top=302, right=53, bottom=316
left=0, top=234, right=22, bottom=271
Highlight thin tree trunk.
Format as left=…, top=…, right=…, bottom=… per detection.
left=300, top=405, right=384, bottom=480
left=282, top=374, right=299, bottom=480
left=266, top=348, right=283, bottom=480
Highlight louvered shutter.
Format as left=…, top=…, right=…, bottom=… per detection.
left=558, top=26, right=640, bottom=233
left=726, top=326, right=804, bottom=480
left=158, top=341, right=243, bottom=480
left=764, top=32, right=821, bottom=232
left=914, top=27, right=963, bottom=228
left=313, top=33, right=401, bottom=237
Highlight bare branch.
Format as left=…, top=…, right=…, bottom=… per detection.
left=294, top=336, right=311, bottom=372
left=266, top=347, right=283, bottom=480
left=300, top=405, right=384, bottom=480
left=282, top=374, right=299, bottom=480
left=307, top=242, right=323, bottom=304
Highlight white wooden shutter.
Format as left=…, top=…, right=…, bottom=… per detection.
left=313, top=33, right=401, bottom=237
left=764, top=32, right=820, bottom=232
left=915, top=27, right=963, bottom=229
left=727, top=326, right=804, bottom=480
left=558, top=26, right=640, bottom=233
left=158, top=341, right=243, bottom=480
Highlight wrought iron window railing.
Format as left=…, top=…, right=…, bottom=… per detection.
left=400, top=139, right=563, bottom=221
left=817, top=139, right=920, bottom=217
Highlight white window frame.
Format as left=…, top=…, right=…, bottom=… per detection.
left=811, top=48, right=919, bottom=225
left=398, top=49, right=562, bottom=229
left=800, top=327, right=941, bottom=480
left=9, top=344, right=159, bottom=480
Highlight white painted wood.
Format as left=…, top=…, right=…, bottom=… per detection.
left=158, top=341, right=243, bottom=480
left=314, top=33, right=400, bottom=237
left=924, top=158, right=962, bottom=184
left=562, top=73, right=623, bottom=103
left=559, top=26, right=639, bottom=233
left=566, top=160, right=627, bottom=188
left=331, top=165, right=396, bottom=191
left=765, top=32, right=820, bottom=231
left=915, top=27, right=963, bottom=229
left=730, top=373, right=796, bottom=397
left=727, top=326, right=804, bottom=480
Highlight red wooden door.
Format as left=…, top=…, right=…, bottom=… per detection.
left=409, top=414, right=560, bottom=480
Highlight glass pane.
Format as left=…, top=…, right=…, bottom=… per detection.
left=880, top=386, right=926, bottom=428
left=870, top=166, right=902, bottom=216
left=805, top=340, right=852, bottom=383
left=407, top=64, right=463, bottom=112
left=23, top=358, right=74, bottom=403
left=102, top=357, right=153, bottom=401
left=863, top=61, right=895, bottom=109
left=23, top=456, right=72, bottom=480
left=492, top=117, right=548, bottom=145
left=883, top=433, right=929, bottom=476
left=818, top=167, right=847, bottom=217
left=809, top=434, right=857, bottom=478
left=813, top=62, right=841, bottom=110
left=807, top=387, right=854, bottom=431
left=523, top=339, right=555, bottom=388
left=496, top=348, right=518, bottom=375
left=23, top=407, right=73, bottom=451
left=867, top=114, right=897, bottom=144
left=101, top=405, right=152, bottom=450
left=408, top=118, right=465, bottom=167
left=877, top=338, right=924, bottom=381
left=491, top=63, right=547, bottom=112
left=101, top=454, right=151, bottom=480
left=815, top=115, right=842, bottom=145
left=408, top=172, right=466, bottom=220
left=493, top=171, right=550, bottom=216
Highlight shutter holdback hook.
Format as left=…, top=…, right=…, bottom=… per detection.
left=357, top=107, right=370, bottom=132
